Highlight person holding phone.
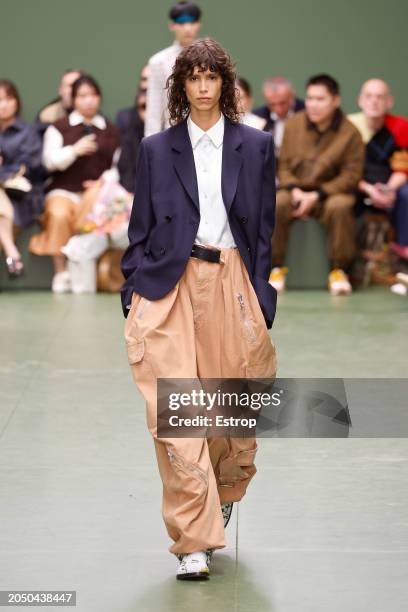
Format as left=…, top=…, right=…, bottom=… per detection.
left=29, top=75, right=120, bottom=292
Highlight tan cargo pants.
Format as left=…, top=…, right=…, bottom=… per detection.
left=124, top=245, right=277, bottom=555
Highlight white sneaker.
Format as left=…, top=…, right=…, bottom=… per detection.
left=396, top=272, right=408, bottom=287
left=269, top=266, right=288, bottom=293
left=328, top=269, right=352, bottom=296
left=176, top=550, right=210, bottom=580
left=390, top=282, right=408, bottom=296
left=52, top=271, right=71, bottom=293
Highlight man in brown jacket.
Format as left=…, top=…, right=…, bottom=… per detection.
left=270, top=74, right=365, bottom=295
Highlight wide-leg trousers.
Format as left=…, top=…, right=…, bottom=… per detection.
left=124, top=245, right=277, bottom=555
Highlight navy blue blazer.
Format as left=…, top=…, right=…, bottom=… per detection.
left=120, top=114, right=277, bottom=329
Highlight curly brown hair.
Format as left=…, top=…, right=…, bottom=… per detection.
left=166, top=37, right=240, bottom=125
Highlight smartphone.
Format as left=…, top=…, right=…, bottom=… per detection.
left=82, top=125, right=95, bottom=136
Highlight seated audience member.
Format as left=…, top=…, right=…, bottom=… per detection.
left=253, top=76, right=304, bottom=154
left=384, top=113, right=408, bottom=150
left=117, top=88, right=145, bottom=193
left=236, top=77, right=266, bottom=130
left=60, top=174, right=133, bottom=294
left=348, top=79, right=408, bottom=294
left=271, top=74, right=365, bottom=295
left=116, top=64, right=150, bottom=136
left=29, top=75, right=121, bottom=293
left=0, top=79, right=43, bottom=277
left=35, top=69, right=83, bottom=138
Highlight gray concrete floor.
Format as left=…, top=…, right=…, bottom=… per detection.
left=0, top=288, right=407, bottom=611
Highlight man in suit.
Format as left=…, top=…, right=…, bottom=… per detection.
left=253, top=76, right=304, bottom=155
left=121, top=38, right=277, bottom=580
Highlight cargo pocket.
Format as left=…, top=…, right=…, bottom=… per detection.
left=246, top=343, right=277, bottom=379
left=167, top=447, right=208, bottom=500
left=236, top=290, right=277, bottom=379
left=126, top=338, right=145, bottom=366
left=219, top=445, right=258, bottom=486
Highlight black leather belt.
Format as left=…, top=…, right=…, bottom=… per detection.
left=190, top=244, right=221, bottom=263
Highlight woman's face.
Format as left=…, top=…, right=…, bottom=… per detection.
left=73, top=83, right=100, bottom=118
left=0, top=88, right=18, bottom=123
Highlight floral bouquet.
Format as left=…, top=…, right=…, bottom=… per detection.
left=79, top=178, right=133, bottom=235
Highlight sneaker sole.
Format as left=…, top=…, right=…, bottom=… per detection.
left=329, top=287, right=351, bottom=296
left=176, top=570, right=210, bottom=580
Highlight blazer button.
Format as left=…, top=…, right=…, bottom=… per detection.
left=160, top=247, right=166, bottom=255
left=144, top=248, right=150, bottom=255
left=241, top=216, right=248, bottom=224
left=165, top=215, right=172, bottom=222
left=247, top=246, right=251, bottom=252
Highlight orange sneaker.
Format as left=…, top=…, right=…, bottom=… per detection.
left=328, top=269, right=352, bottom=295
left=269, top=267, right=288, bottom=294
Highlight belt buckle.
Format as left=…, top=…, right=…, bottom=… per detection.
left=191, top=244, right=221, bottom=263
left=203, top=245, right=221, bottom=263
left=209, top=247, right=221, bottom=263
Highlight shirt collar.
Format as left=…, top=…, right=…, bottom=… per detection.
left=187, top=112, right=224, bottom=149
left=270, top=108, right=294, bottom=122
left=69, top=110, right=107, bottom=130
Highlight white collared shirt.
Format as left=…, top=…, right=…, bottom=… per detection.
left=42, top=111, right=108, bottom=172
left=187, top=112, right=237, bottom=248
left=270, top=109, right=294, bottom=152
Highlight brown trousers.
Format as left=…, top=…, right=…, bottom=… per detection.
left=29, top=184, right=101, bottom=257
left=272, top=190, right=357, bottom=269
left=124, top=246, right=277, bottom=555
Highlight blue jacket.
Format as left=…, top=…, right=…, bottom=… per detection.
left=120, top=114, right=277, bottom=328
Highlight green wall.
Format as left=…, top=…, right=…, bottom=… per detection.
left=1, top=0, right=407, bottom=123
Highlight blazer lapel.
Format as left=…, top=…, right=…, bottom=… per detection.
left=171, top=120, right=200, bottom=213
left=170, top=116, right=243, bottom=216
left=222, top=118, right=243, bottom=215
